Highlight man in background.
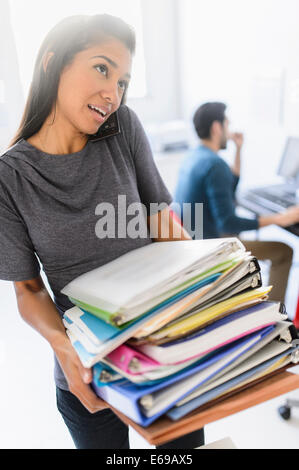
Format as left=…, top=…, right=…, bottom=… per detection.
left=174, top=102, right=299, bottom=302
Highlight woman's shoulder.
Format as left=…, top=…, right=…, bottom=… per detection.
left=0, top=139, right=33, bottom=185
left=117, top=103, right=137, bottom=120
left=117, top=104, right=141, bottom=132
left=117, top=105, right=147, bottom=152
left=0, top=146, right=17, bottom=174
left=0, top=147, right=18, bottom=204
left=1, top=139, right=31, bottom=164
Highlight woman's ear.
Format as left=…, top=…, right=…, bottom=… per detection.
left=42, top=52, right=54, bottom=73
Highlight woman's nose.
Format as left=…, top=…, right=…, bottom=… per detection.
left=100, top=83, right=120, bottom=106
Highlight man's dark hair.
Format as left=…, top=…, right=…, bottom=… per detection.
left=193, top=102, right=227, bottom=139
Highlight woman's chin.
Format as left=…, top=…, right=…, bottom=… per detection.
left=80, top=123, right=103, bottom=137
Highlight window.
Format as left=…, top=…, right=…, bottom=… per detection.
left=9, top=0, right=147, bottom=99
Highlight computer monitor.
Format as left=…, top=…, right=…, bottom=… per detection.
left=278, top=137, right=299, bottom=185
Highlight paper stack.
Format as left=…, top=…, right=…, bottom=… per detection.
left=61, top=238, right=299, bottom=427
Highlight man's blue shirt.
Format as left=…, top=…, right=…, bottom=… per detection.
left=174, top=145, right=259, bottom=239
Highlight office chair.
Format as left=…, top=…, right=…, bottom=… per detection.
left=278, top=293, right=299, bottom=420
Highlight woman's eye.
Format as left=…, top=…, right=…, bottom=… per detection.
left=94, top=65, right=127, bottom=91
left=95, top=64, right=107, bottom=76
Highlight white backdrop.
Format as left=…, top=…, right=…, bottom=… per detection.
left=0, top=0, right=24, bottom=151
left=177, top=0, right=299, bottom=186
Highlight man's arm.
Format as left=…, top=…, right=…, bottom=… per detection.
left=259, top=206, right=299, bottom=228
left=206, top=161, right=259, bottom=234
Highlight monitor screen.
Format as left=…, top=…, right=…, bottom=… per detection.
left=278, top=137, right=299, bottom=181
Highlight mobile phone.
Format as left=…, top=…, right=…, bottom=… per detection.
left=88, top=111, right=121, bottom=142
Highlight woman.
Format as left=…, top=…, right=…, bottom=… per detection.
left=0, top=14, right=204, bottom=449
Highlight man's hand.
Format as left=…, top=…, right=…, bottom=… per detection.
left=231, top=132, right=244, bottom=150
left=275, top=205, right=299, bottom=227
left=230, top=132, right=244, bottom=177
left=52, top=334, right=110, bottom=413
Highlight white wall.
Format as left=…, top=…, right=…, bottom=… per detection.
left=177, top=0, right=299, bottom=187
left=0, top=0, right=24, bottom=151
left=128, top=0, right=182, bottom=124
left=10, top=0, right=147, bottom=100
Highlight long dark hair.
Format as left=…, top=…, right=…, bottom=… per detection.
left=10, top=14, right=136, bottom=146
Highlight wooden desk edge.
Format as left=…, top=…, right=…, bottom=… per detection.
left=111, top=370, right=299, bottom=446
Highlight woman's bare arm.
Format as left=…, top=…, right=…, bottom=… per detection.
left=148, top=206, right=192, bottom=242
left=14, top=276, right=109, bottom=413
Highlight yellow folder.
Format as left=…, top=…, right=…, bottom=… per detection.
left=133, top=256, right=260, bottom=339
left=147, top=286, right=273, bottom=341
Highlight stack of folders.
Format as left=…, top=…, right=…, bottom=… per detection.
left=61, top=238, right=299, bottom=427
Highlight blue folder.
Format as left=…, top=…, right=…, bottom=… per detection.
left=92, top=326, right=274, bottom=426
left=64, top=309, right=120, bottom=343
left=166, top=345, right=298, bottom=421
left=95, top=325, right=275, bottom=388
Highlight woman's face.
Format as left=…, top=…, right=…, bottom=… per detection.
left=54, top=38, right=132, bottom=136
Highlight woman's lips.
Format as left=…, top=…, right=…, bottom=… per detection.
left=88, top=106, right=106, bottom=123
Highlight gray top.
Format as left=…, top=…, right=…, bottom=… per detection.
left=0, top=105, right=172, bottom=390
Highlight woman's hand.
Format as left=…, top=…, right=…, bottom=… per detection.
left=14, top=277, right=109, bottom=415
left=148, top=206, right=192, bottom=242
left=52, top=333, right=110, bottom=413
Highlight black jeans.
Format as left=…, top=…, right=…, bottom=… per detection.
left=56, top=387, right=205, bottom=449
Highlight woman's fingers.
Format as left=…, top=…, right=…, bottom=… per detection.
left=69, top=380, right=110, bottom=413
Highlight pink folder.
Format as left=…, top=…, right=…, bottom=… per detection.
left=106, top=344, right=160, bottom=375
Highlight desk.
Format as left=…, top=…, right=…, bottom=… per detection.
left=111, top=367, right=299, bottom=446
left=238, top=193, right=299, bottom=325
